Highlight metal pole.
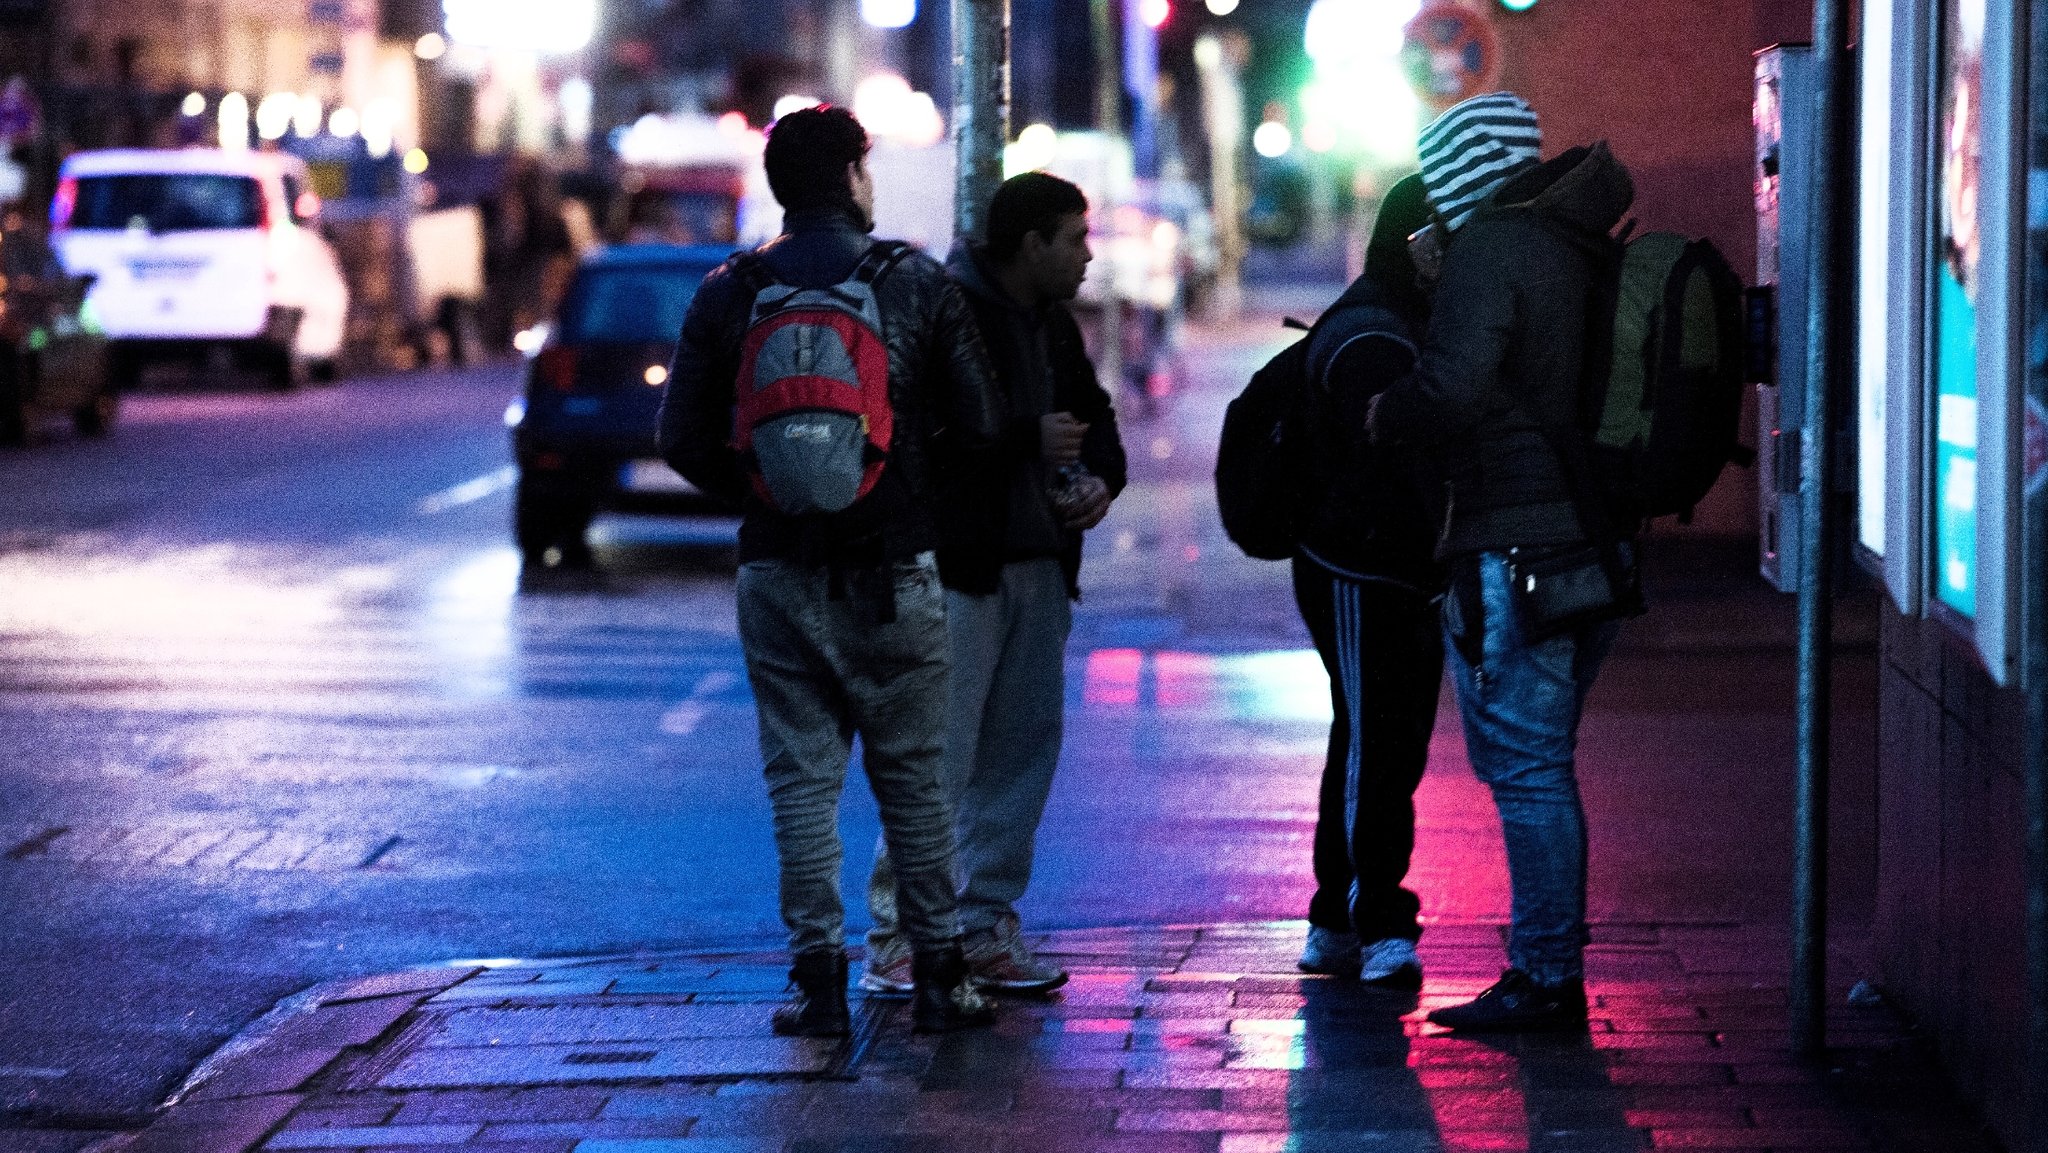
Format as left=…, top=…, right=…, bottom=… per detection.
left=2026, top=10, right=2048, bottom=1143
left=1792, top=0, right=1849, bottom=1059
left=951, top=0, right=1008, bottom=243
left=1089, top=0, right=1124, bottom=395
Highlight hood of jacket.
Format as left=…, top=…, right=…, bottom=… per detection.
left=943, top=238, right=1036, bottom=317
left=1482, top=141, right=1634, bottom=248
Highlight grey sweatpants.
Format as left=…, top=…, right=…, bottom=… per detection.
left=868, top=557, right=1072, bottom=942
left=736, top=552, right=963, bottom=955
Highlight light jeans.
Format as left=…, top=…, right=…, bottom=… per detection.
left=868, top=557, right=1072, bottom=943
left=736, top=551, right=963, bottom=955
left=1445, top=549, right=1619, bottom=986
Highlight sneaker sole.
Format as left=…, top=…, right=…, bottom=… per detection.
left=1297, top=959, right=1362, bottom=978
left=858, top=975, right=914, bottom=996
left=1359, top=964, right=1423, bottom=990
left=970, top=971, right=1070, bottom=996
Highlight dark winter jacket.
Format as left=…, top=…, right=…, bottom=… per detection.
left=937, top=241, right=1128, bottom=600
left=1296, top=276, right=1443, bottom=593
left=1370, top=142, right=1636, bottom=556
left=657, top=207, right=1005, bottom=567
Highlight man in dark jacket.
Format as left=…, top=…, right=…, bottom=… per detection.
left=1368, top=93, right=1637, bottom=1031
left=1291, top=174, right=1445, bottom=990
left=863, top=173, right=1128, bottom=997
left=657, top=106, right=1005, bottom=1037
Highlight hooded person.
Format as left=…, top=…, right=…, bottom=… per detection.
left=1367, top=93, right=1639, bottom=1032
left=1290, top=173, right=1449, bottom=990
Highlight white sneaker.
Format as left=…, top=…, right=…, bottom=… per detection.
left=859, top=934, right=915, bottom=995
left=1298, top=926, right=1361, bottom=976
left=1358, top=937, right=1422, bottom=989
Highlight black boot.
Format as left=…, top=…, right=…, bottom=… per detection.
left=910, top=943, right=997, bottom=1033
left=771, top=948, right=851, bottom=1037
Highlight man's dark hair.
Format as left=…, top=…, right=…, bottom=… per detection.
left=763, top=106, right=870, bottom=212
left=985, top=172, right=1088, bottom=262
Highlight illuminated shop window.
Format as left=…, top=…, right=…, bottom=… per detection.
left=1931, top=0, right=1983, bottom=617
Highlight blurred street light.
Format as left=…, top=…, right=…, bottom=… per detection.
left=442, top=0, right=596, bottom=54
left=218, top=93, right=249, bottom=150
left=861, top=0, right=918, bottom=28
left=1205, top=0, right=1238, bottom=14
left=415, top=33, right=448, bottom=61
left=1139, top=0, right=1169, bottom=27
left=1252, top=119, right=1291, bottom=157
left=256, top=93, right=296, bottom=140
left=181, top=92, right=206, bottom=118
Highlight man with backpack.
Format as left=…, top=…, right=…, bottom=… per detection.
left=862, top=172, right=1126, bottom=998
left=1286, top=174, right=1447, bottom=990
left=1366, top=92, right=1639, bottom=1032
left=657, top=106, right=1006, bottom=1036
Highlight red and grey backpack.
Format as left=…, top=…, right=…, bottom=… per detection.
left=731, top=241, right=910, bottom=515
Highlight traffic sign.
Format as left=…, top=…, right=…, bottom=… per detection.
left=1402, top=3, right=1501, bottom=108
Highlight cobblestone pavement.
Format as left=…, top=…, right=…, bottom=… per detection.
left=95, top=919, right=1998, bottom=1153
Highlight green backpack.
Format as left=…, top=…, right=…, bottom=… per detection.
left=1581, top=230, right=1751, bottom=523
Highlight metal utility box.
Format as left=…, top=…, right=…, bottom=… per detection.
left=1753, top=44, right=1813, bottom=592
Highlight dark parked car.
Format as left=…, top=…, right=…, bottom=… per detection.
left=508, top=243, right=733, bottom=567
left=0, top=210, right=114, bottom=445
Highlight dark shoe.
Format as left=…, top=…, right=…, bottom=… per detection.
left=910, top=943, right=997, bottom=1033
left=1427, top=969, right=1587, bottom=1033
left=771, top=948, right=850, bottom=1037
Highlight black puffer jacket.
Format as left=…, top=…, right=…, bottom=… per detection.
left=658, top=207, right=1005, bottom=566
left=1371, top=143, right=1635, bottom=555
left=937, top=241, right=1128, bottom=600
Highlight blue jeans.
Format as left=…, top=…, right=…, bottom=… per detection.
left=1445, top=550, right=1619, bottom=986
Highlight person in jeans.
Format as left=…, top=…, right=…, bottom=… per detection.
left=864, top=173, right=1127, bottom=997
left=658, top=106, right=1005, bottom=1036
left=1291, top=174, right=1445, bottom=989
left=1368, top=93, right=1637, bottom=1031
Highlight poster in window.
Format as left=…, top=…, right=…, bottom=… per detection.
left=1933, top=0, right=1983, bottom=616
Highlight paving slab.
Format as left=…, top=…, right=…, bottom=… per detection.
left=110, top=921, right=1999, bottom=1153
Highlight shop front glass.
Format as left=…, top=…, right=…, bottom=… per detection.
left=1933, top=0, right=1984, bottom=616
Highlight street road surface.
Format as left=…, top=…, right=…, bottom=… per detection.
left=0, top=306, right=1871, bottom=1142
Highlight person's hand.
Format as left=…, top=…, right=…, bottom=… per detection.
left=1040, top=412, right=1089, bottom=467
left=1060, top=474, right=1112, bottom=530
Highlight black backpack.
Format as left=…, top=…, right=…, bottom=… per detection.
left=1215, top=316, right=1320, bottom=560
left=1580, top=230, right=1752, bottom=523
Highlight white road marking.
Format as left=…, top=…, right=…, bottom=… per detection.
left=417, top=466, right=518, bottom=516
left=661, top=670, right=741, bottom=735
left=0, top=1066, right=67, bottom=1079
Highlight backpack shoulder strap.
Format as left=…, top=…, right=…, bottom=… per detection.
left=730, top=251, right=777, bottom=299
left=852, top=240, right=914, bottom=286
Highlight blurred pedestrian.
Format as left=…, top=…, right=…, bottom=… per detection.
left=862, top=173, right=1128, bottom=998
left=1368, top=93, right=1638, bottom=1032
left=658, top=106, right=1005, bottom=1036
left=1290, top=173, right=1446, bottom=990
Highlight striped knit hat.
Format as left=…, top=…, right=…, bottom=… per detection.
left=1416, top=92, right=1542, bottom=233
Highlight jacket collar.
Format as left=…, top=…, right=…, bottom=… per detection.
left=945, top=238, right=1041, bottom=317
left=781, top=204, right=873, bottom=236
left=1477, top=141, right=1634, bottom=242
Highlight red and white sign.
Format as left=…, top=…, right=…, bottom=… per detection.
left=1402, top=4, right=1501, bottom=108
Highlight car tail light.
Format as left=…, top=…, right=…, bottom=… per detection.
left=535, top=346, right=579, bottom=392
left=49, top=178, right=76, bottom=231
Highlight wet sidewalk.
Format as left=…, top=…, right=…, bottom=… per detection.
left=102, top=917, right=1995, bottom=1153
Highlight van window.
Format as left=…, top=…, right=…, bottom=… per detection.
left=561, top=263, right=716, bottom=344
left=69, top=174, right=264, bottom=232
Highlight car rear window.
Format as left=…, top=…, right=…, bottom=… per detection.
left=69, top=174, right=264, bottom=232
left=560, top=263, right=715, bottom=344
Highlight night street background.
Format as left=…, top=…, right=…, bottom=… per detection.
left=0, top=290, right=1875, bottom=1139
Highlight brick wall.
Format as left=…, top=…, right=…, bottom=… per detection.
left=1483, top=0, right=1815, bottom=536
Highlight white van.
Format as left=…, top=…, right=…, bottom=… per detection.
left=51, top=148, right=350, bottom=388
